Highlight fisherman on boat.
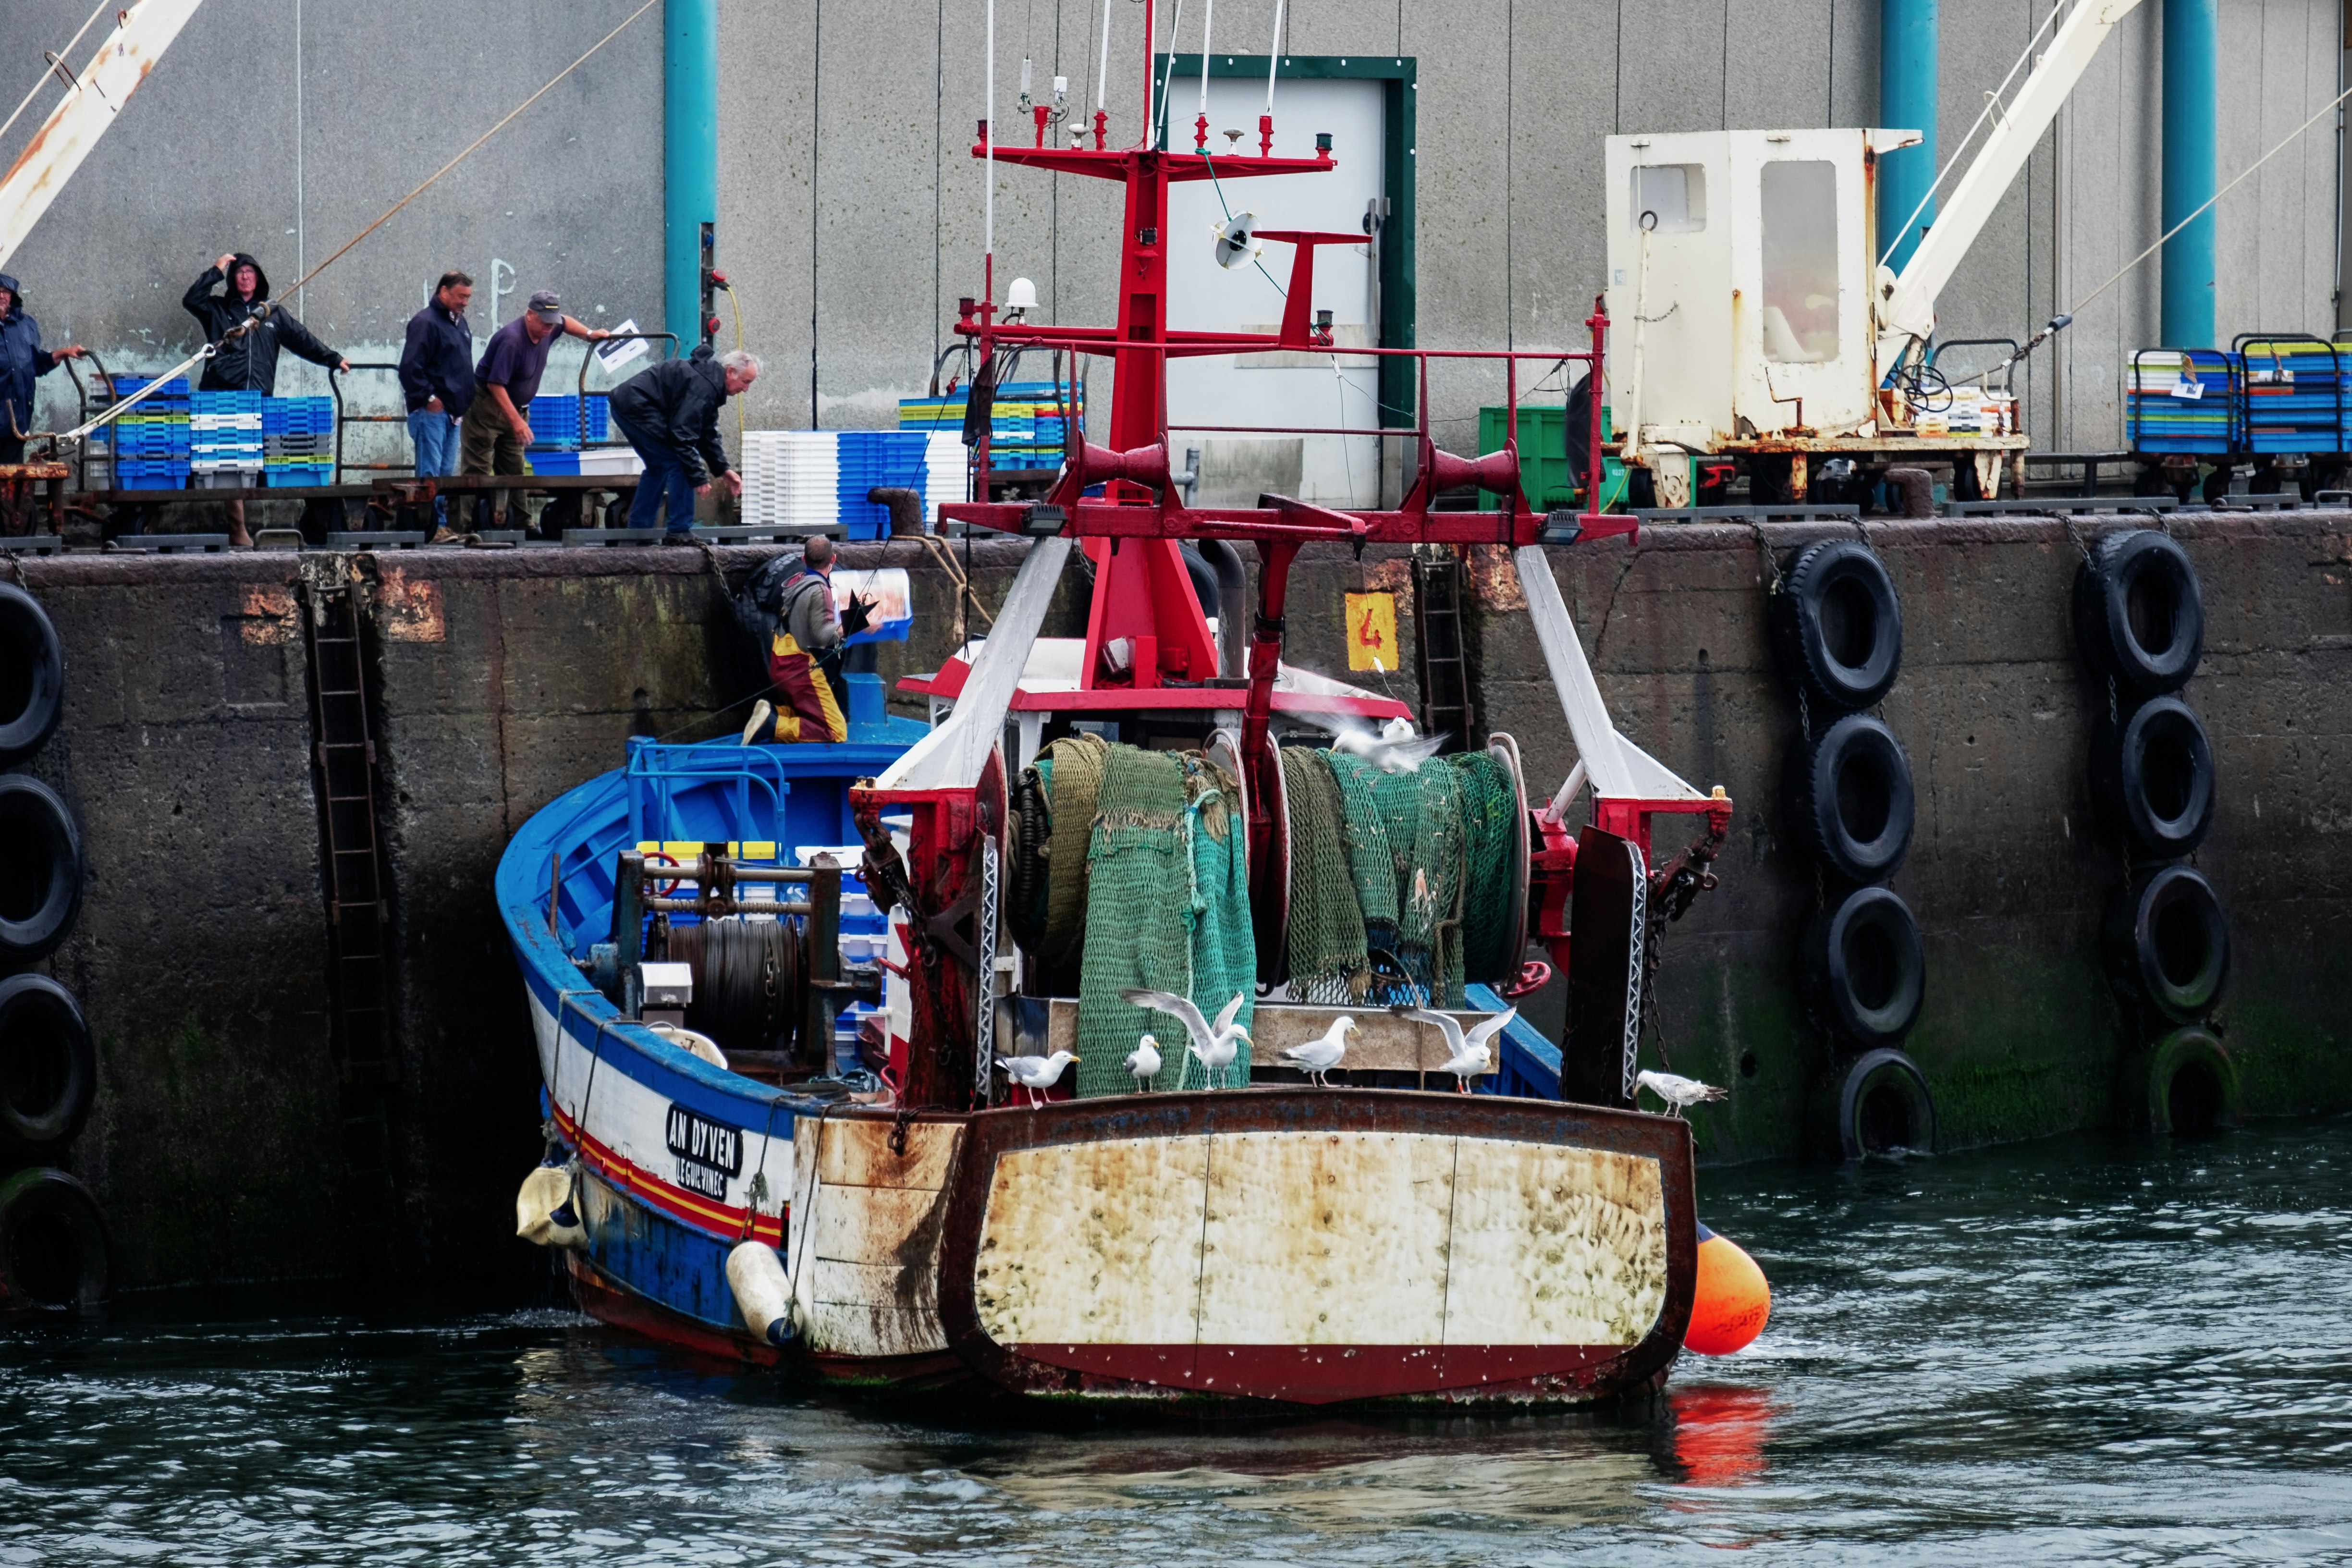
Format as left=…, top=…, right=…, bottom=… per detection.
left=741, top=533, right=873, bottom=744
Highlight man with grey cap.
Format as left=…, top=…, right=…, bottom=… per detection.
left=459, top=288, right=608, bottom=533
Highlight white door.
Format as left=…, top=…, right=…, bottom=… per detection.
left=1165, top=76, right=1385, bottom=507
left=1727, top=129, right=1875, bottom=436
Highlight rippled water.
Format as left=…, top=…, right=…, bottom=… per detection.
left=7, top=1117, right=2352, bottom=1565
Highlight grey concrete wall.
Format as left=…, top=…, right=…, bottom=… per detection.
left=713, top=0, right=2341, bottom=453
left=10, top=0, right=2328, bottom=464
left=7, top=0, right=664, bottom=464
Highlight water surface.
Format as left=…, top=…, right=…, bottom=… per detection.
left=6, top=1117, right=2350, bottom=1564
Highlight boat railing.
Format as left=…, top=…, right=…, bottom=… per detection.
left=624, top=737, right=796, bottom=858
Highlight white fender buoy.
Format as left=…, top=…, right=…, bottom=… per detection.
left=726, top=1240, right=795, bottom=1346
left=649, top=1022, right=730, bottom=1070
left=515, top=1164, right=586, bottom=1248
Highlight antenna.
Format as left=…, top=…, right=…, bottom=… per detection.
left=1094, top=0, right=1113, bottom=147
left=1261, top=0, right=1284, bottom=153
left=984, top=0, right=995, bottom=309
left=1194, top=0, right=1214, bottom=151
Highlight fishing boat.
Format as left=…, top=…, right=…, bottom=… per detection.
left=494, top=16, right=1755, bottom=1409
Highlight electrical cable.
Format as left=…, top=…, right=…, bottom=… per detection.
left=0, top=0, right=110, bottom=149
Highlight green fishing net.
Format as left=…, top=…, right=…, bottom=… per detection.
left=1450, top=749, right=1521, bottom=982
left=1071, top=745, right=1256, bottom=1096
left=1278, top=747, right=1370, bottom=1004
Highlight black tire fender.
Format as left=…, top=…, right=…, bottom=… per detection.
left=1790, top=713, right=1916, bottom=882
left=2104, top=865, right=2228, bottom=1023
left=0, top=1166, right=110, bottom=1313
left=2090, top=696, right=2216, bottom=859
left=2124, top=1028, right=2241, bottom=1135
left=0, top=582, right=65, bottom=766
left=2072, top=529, right=2204, bottom=695
left=1772, top=539, right=1903, bottom=711
left=0, top=775, right=84, bottom=961
left=1835, top=1047, right=1936, bottom=1159
left=1806, top=885, right=1926, bottom=1046
left=0, top=975, right=97, bottom=1158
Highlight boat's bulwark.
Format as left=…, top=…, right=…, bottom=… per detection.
left=933, top=1090, right=1696, bottom=1406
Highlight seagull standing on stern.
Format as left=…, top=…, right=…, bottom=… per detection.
left=1125, top=1034, right=1164, bottom=1092
left=995, top=1050, right=1079, bottom=1109
left=1396, top=1005, right=1518, bottom=1092
left=1120, top=988, right=1251, bottom=1090
left=1278, top=1016, right=1356, bottom=1087
left=1635, top=1069, right=1727, bottom=1117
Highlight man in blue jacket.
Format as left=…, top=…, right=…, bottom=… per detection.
left=608, top=345, right=758, bottom=540
left=0, top=274, right=87, bottom=465
left=397, top=271, right=474, bottom=529
left=184, top=252, right=348, bottom=541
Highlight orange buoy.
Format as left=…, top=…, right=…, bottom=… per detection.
left=1685, top=1221, right=1771, bottom=1355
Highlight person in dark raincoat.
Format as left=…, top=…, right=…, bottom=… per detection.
left=0, top=274, right=87, bottom=466
left=182, top=252, right=351, bottom=541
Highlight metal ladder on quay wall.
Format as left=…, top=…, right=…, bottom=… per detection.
left=298, top=558, right=399, bottom=1262
left=1412, top=551, right=1475, bottom=750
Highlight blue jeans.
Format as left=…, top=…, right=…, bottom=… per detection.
left=614, top=412, right=698, bottom=533
left=407, top=407, right=459, bottom=525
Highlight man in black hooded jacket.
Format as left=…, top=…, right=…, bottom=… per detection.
left=182, top=252, right=350, bottom=541
left=184, top=253, right=350, bottom=392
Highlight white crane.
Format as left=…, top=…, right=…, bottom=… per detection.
left=1, top=1, right=208, bottom=270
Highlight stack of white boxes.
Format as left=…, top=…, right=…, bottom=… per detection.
left=189, top=392, right=264, bottom=488
left=923, top=432, right=966, bottom=525
left=740, top=430, right=843, bottom=529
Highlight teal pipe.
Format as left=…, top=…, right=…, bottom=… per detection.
left=664, top=0, right=718, bottom=347
left=2160, top=0, right=2217, bottom=347
left=1877, top=0, right=1938, bottom=274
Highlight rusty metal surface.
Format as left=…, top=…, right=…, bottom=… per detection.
left=786, top=1116, right=966, bottom=1360
left=931, top=1089, right=1697, bottom=1407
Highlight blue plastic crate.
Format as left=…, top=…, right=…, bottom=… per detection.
left=111, top=375, right=189, bottom=399
left=266, top=464, right=334, bottom=488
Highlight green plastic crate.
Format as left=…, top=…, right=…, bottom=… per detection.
left=1475, top=404, right=1630, bottom=512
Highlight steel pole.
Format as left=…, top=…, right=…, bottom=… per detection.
left=2160, top=0, right=2217, bottom=347
left=664, top=0, right=720, bottom=347
left=1877, top=0, right=1939, bottom=275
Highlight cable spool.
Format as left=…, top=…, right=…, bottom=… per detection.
left=667, top=916, right=807, bottom=1056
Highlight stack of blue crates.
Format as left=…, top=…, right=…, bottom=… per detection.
left=265, top=395, right=335, bottom=487
left=897, top=380, right=1078, bottom=474
left=834, top=430, right=934, bottom=538
left=2236, top=340, right=2342, bottom=454
left=110, top=376, right=191, bottom=490
left=2126, top=350, right=2236, bottom=453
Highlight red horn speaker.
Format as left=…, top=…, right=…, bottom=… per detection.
left=1066, top=440, right=1172, bottom=494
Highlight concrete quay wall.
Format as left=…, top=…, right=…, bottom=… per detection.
left=4, top=514, right=2347, bottom=1286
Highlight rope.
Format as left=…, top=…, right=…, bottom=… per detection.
left=54, top=0, right=659, bottom=444
left=2065, top=86, right=2352, bottom=328
left=1, top=0, right=111, bottom=147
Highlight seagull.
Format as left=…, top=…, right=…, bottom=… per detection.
left=1635, top=1069, right=1728, bottom=1117
left=995, top=1049, right=1079, bottom=1109
left=1304, top=708, right=1449, bottom=774
left=1125, top=1033, right=1164, bottom=1092
left=1120, top=988, right=1251, bottom=1090
left=1278, top=1016, right=1357, bottom=1087
left=1396, top=1005, right=1518, bottom=1092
